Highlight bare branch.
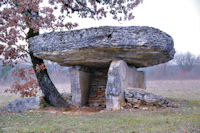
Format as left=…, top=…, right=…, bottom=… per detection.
left=62, top=0, right=95, bottom=15
left=174, top=52, right=198, bottom=72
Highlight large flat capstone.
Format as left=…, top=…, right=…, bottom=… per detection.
left=29, top=26, right=175, bottom=68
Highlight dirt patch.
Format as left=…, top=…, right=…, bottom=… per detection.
left=33, top=106, right=104, bottom=115
left=30, top=104, right=175, bottom=116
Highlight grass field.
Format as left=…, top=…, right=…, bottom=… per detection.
left=0, top=80, right=200, bottom=133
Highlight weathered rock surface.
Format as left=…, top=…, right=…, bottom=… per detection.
left=29, top=26, right=175, bottom=68
left=106, top=60, right=145, bottom=110
left=60, top=92, right=72, bottom=102
left=5, top=97, right=41, bottom=113
left=125, top=88, right=173, bottom=107
left=69, top=67, right=90, bottom=106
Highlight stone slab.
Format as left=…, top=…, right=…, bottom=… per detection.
left=29, top=26, right=175, bottom=68
left=69, top=67, right=90, bottom=106
left=106, top=60, right=145, bottom=110
left=5, top=97, right=40, bottom=113
left=125, top=88, right=174, bottom=107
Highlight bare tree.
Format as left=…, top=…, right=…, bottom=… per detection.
left=174, top=52, right=198, bottom=72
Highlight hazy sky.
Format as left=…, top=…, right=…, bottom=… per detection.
left=73, top=0, right=200, bottom=55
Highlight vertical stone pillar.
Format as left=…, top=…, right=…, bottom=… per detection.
left=106, top=60, right=145, bottom=110
left=69, top=67, right=90, bottom=106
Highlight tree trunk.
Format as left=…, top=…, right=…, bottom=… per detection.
left=27, top=29, right=69, bottom=108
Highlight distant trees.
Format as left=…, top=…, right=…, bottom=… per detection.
left=174, top=52, right=200, bottom=72
left=144, top=52, right=200, bottom=80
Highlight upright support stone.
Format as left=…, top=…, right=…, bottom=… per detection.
left=69, top=67, right=90, bottom=106
left=106, top=60, right=145, bottom=110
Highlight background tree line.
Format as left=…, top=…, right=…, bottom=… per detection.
left=144, top=52, right=200, bottom=80
left=1, top=52, right=200, bottom=86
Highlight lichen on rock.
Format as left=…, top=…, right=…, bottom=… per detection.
left=29, top=26, right=175, bottom=68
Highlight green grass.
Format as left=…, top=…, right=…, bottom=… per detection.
left=0, top=80, right=200, bottom=133
left=1, top=107, right=200, bottom=133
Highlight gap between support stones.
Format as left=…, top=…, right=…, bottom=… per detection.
left=69, top=66, right=108, bottom=108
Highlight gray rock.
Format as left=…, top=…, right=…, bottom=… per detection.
left=29, top=26, right=175, bottom=68
left=5, top=97, right=41, bottom=113
left=60, top=92, right=72, bottom=100
left=69, top=67, right=90, bottom=106
left=124, top=88, right=173, bottom=107
left=106, top=60, right=145, bottom=110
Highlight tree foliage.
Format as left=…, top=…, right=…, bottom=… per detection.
left=5, top=68, right=39, bottom=97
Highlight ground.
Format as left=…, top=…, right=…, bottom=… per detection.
left=0, top=80, right=200, bottom=133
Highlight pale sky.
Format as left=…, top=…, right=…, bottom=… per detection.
left=71, top=0, right=200, bottom=56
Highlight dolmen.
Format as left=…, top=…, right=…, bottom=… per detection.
left=29, top=26, right=175, bottom=110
